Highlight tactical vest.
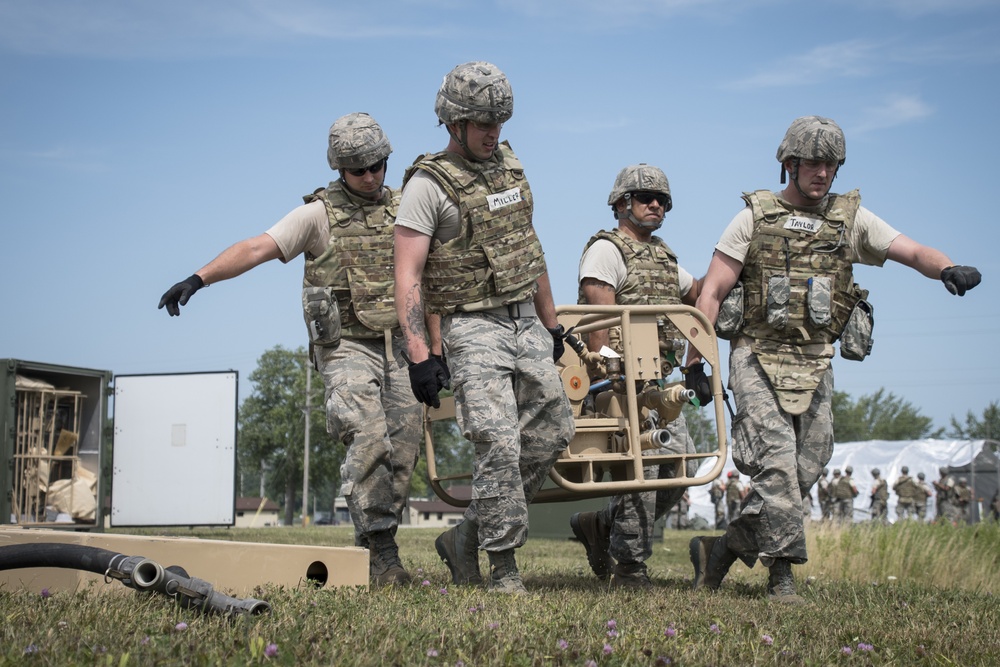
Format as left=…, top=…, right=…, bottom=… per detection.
left=872, top=479, right=888, bottom=501
left=578, top=228, right=686, bottom=370
left=737, top=189, right=862, bottom=414
left=740, top=189, right=861, bottom=345
left=302, top=181, right=400, bottom=339
left=894, top=475, right=916, bottom=503
left=403, top=141, right=545, bottom=314
left=832, top=477, right=855, bottom=500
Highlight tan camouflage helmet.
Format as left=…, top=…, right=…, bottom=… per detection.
left=776, top=116, right=845, bottom=183
left=434, top=61, right=514, bottom=126
left=327, top=112, right=392, bottom=170
left=607, top=164, right=673, bottom=212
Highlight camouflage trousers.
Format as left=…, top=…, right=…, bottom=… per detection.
left=833, top=498, right=854, bottom=522
left=915, top=501, right=927, bottom=521
left=714, top=499, right=727, bottom=529
left=723, top=344, right=835, bottom=567
left=870, top=498, right=888, bottom=523
left=896, top=501, right=917, bottom=521
left=315, top=334, right=422, bottom=543
left=442, top=312, right=575, bottom=552
left=598, top=410, right=699, bottom=565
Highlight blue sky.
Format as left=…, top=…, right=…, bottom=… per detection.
left=2, top=0, right=997, bottom=433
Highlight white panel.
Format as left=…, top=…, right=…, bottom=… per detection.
left=111, top=372, right=237, bottom=526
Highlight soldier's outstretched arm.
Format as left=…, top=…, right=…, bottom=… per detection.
left=686, top=250, right=743, bottom=365
left=158, top=233, right=282, bottom=316
left=885, top=234, right=981, bottom=295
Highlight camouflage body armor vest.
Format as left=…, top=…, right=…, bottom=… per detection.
left=578, top=229, right=686, bottom=373
left=403, top=141, right=545, bottom=315
left=738, top=189, right=862, bottom=415
left=725, top=481, right=743, bottom=503
left=894, top=474, right=916, bottom=504
left=832, top=476, right=855, bottom=501
left=302, top=181, right=400, bottom=339
left=872, top=479, right=888, bottom=501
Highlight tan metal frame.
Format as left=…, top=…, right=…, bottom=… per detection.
left=425, top=304, right=727, bottom=506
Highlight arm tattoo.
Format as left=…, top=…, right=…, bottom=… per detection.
left=402, top=283, right=428, bottom=347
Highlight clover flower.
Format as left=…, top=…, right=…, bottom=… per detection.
left=664, top=625, right=677, bottom=638
left=710, top=623, right=721, bottom=634
left=174, top=622, right=188, bottom=632
left=264, top=643, right=278, bottom=658
left=427, top=648, right=439, bottom=657
left=841, top=646, right=852, bottom=655
left=557, top=639, right=568, bottom=650
left=603, top=643, right=613, bottom=655
left=762, top=634, right=773, bottom=646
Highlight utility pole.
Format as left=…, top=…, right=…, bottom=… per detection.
left=302, top=361, right=311, bottom=527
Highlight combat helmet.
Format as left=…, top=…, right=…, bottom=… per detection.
left=872, top=468, right=881, bottom=476
left=776, top=115, right=845, bottom=186
left=901, top=466, right=909, bottom=474
left=822, top=467, right=829, bottom=475
left=845, top=465, right=854, bottom=475
left=327, top=112, right=392, bottom=171
left=435, top=61, right=513, bottom=126
left=917, top=472, right=926, bottom=480
left=833, top=468, right=841, bottom=475
left=608, top=164, right=673, bottom=214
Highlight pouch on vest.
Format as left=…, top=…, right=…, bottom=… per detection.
left=807, top=276, right=833, bottom=327
left=766, top=275, right=790, bottom=329
left=715, top=281, right=744, bottom=340
left=840, top=296, right=874, bottom=361
left=302, top=286, right=342, bottom=348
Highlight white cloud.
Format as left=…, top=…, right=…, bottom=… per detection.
left=851, top=94, right=933, bottom=134
left=726, top=40, right=880, bottom=90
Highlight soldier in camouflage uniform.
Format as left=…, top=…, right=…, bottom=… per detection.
left=893, top=466, right=917, bottom=520
left=869, top=468, right=888, bottom=524
left=393, top=62, right=575, bottom=594
left=933, top=466, right=957, bottom=524
left=915, top=472, right=932, bottom=521
left=710, top=477, right=728, bottom=529
left=832, top=467, right=858, bottom=522
left=159, top=113, right=422, bottom=585
left=816, top=468, right=832, bottom=521
left=685, top=116, right=981, bottom=603
left=954, top=477, right=972, bottom=523
left=567, top=164, right=702, bottom=589
left=726, top=471, right=747, bottom=523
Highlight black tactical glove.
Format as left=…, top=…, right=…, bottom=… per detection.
left=682, top=361, right=713, bottom=407
left=158, top=274, right=205, bottom=316
left=430, top=353, right=451, bottom=390
left=940, top=265, right=981, bottom=296
left=408, top=357, right=449, bottom=409
left=547, top=324, right=566, bottom=363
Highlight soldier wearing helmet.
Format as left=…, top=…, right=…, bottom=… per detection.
left=394, top=62, right=573, bottom=594
left=894, top=465, right=917, bottom=520
left=869, top=469, right=888, bottom=524
left=954, top=478, right=972, bottom=522
left=568, top=163, right=701, bottom=589
left=687, top=115, right=981, bottom=603
left=914, top=472, right=932, bottom=522
left=933, top=467, right=958, bottom=524
left=816, top=468, right=833, bottom=521
left=159, top=113, right=422, bottom=586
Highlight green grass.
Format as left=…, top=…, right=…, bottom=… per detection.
left=2, top=521, right=998, bottom=665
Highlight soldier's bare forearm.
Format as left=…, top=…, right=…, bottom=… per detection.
left=401, top=284, right=430, bottom=362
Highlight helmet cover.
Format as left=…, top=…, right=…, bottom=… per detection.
left=327, top=112, right=392, bottom=170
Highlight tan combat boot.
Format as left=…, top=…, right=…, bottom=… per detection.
left=767, top=558, right=805, bottom=604
left=570, top=511, right=613, bottom=580
left=487, top=549, right=527, bottom=594
left=689, top=535, right=738, bottom=590
left=368, top=531, right=411, bottom=585
left=435, top=520, right=483, bottom=585
left=611, top=561, right=653, bottom=589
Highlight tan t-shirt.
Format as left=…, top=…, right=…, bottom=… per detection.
left=394, top=171, right=463, bottom=243
left=579, top=238, right=694, bottom=298
left=264, top=200, right=329, bottom=262
left=715, top=194, right=900, bottom=267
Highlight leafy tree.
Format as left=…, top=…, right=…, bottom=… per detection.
left=238, top=345, right=342, bottom=525
left=683, top=403, right=721, bottom=454
left=947, top=400, right=1000, bottom=440
left=832, top=388, right=939, bottom=442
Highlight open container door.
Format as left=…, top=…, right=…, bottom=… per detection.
left=111, top=371, right=237, bottom=527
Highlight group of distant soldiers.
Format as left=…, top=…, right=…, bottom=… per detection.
left=709, top=471, right=749, bottom=529
left=813, top=466, right=973, bottom=524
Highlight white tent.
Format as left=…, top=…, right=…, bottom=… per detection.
left=688, top=439, right=994, bottom=524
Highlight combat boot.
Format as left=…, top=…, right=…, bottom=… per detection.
left=611, top=561, right=653, bottom=589
left=368, top=530, right=411, bottom=586
left=487, top=549, right=527, bottom=595
left=435, top=520, right=483, bottom=585
left=689, top=534, right=738, bottom=590
left=767, top=558, right=805, bottom=604
left=570, top=511, right=613, bottom=580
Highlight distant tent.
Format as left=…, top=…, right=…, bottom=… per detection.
left=688, top=439, right=1000, bottom=524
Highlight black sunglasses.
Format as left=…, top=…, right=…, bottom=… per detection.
left=631, top=191, right=669, bottom=207
left=346, top=159, right=386, bottom=177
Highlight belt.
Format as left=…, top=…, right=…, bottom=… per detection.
left=478, top=301, right=536, bottom=319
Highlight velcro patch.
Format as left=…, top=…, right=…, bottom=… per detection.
left=487, top=187, right=522, bottom=211
left=783, top=216, right=823, bottom=233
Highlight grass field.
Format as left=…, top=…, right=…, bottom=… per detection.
left=1, top=521, right=997, bottom=665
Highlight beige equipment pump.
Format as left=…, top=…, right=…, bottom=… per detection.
left=424, top=303, right=727, bottom=506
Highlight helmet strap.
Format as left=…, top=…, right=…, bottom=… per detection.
left=447, top=122, right=489, bottom=162
left=622, top=194, right=662, bottom=232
